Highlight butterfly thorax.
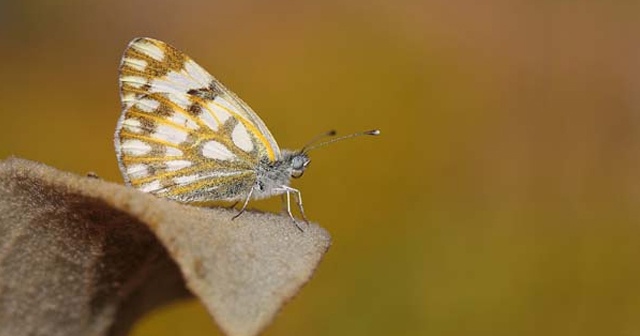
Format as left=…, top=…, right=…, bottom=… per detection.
left=253, top=150, right=309, bottom=199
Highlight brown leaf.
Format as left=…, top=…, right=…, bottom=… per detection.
left=0, top=157, right=331, bottom=336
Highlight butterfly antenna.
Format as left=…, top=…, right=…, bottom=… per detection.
left=300, top=130, right=337, bottom=152
left=303, top=129, right=380, bottom=153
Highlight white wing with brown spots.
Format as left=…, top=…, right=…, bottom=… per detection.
left=115, top=37, right=281, bottom=202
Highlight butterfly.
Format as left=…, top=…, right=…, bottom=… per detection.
left=114, top=37, right=379, bottom=230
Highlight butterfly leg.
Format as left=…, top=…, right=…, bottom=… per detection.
left=280, top=186, right=308, bottom=231
left=289, top=187, right=309, bottom=223
left=232, top=188, right=254, bottom=220
left=282, top=190, right=305, bottom=232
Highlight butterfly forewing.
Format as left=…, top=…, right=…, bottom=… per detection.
left=115, top=37, right=280, bottom=202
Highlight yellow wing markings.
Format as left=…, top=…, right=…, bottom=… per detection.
left=197, top=133, right=257, bottom=163
left=129, top=164, right=206, bottom=185
left=165, top=58, right=224, bottom=128
left=120, top=126, right=257, bottom=165
left=121, top=38, right=186, bottom=75
left=120, top=132, right=185, bottom=149
left=122, top=156, right=179, bottom=164
left=120, top=134, right=256, bottom=170
left=202, top=101, right=222, bottom=126
left=199, top=97, right=276, bottom=161
left=129, top=162, right=251, bottom=186
left=211, top=99, right=275, bottom=159
left=126, top=110, right=191, bottom=133
left=121, top=56, right=275, bottom=162
left=125, top=88, right=208, bottom=130
left=119, top=38, right=278, bottom=164
left=123, top=94, right=253, bottom=160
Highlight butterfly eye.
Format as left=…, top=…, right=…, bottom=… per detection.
left=289, top=153, right=309, bottom=179
left=290, top=153, right=309, bottom=170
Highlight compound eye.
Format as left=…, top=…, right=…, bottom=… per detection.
left=292, top=170, right=304, bottom=178
left=292, top=157, right=305, bottom=170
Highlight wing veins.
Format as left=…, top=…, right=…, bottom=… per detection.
left=130, top=164, right=246, bottom=185
left=196, top=96, right=275, bottom=160
left=126, top=110, right=191, bottom=133
left=123, top=156, right=178, bottom=163
left=120, top=132, right=185, bottom=149
left=126, top=88, right=208, bottom=129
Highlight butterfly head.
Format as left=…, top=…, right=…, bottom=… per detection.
left=289, top=152, right=311, bottom=178
left=285, top=151, right=311, bottom=178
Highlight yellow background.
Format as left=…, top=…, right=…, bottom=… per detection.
left=2, top=1, right=640, bottom=335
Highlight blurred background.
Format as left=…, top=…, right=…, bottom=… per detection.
left=2, top=1, right=640, bottom=335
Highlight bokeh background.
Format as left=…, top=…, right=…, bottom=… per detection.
left=2, top=1, right=640, bottom=335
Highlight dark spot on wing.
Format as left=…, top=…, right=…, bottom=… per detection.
left=187, top=87, right=217, bottom=100
left=138, top=117, right=157, bottom=133
left=155, top=103, right=174, bottom=117
left=187, top=102, right=202, bottom=116
left=187, top=81, right=222, bottom=100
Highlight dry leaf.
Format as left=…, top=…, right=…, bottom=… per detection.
left=0, top=157, right=331, bottom=336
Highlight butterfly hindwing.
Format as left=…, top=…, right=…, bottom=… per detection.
left=115, top=37, right=281, bottom=202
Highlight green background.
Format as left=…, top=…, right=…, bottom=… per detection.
left=2, top=1, right=640, bottom=335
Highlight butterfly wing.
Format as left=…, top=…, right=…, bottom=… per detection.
left=115, top=37, right=281, bottom=202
